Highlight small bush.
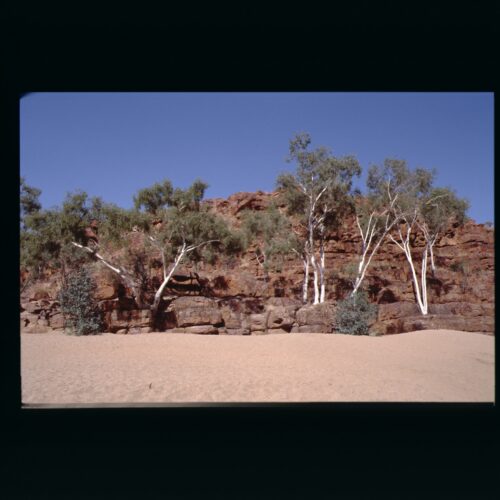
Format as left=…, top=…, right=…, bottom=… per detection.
left=334, top=291, right=378, bottom=336
left=58, top=268, right=102, bottom=335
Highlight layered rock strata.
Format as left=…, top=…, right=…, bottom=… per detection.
left=20, top=191, right=494, bottom=335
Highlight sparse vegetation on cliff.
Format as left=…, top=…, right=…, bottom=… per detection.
left=20, top=133, right=485, bottom=335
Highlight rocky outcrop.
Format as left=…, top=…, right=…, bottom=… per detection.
left=20, top=192, right=494, bottom=335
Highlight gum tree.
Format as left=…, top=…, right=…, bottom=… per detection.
left=418, top=186, right=469, bottom=275
left=277, top=133, right=361, bottom=304
left=131, top=179, right=244, bottom=317
left=349, top=165, right=404, bottom=297
left=367, top=159, right=468, bottom=315
left=21, top=179, right=243, bottom=322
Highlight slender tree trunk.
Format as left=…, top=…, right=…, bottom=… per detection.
left=151, top=244, right=186, bottom=317
left=429, top=242, right=436, bottom=274
left=421, top=245, right=429, bottom=314
left=307, top=213, right=320, bottom=305
left=402, top=243, right=427, bottom=315
left=350, top=237, right=385, bottom=297
left=311, top=253, right=320, bottom=304
left=71, top=241, right=144, bottom=308
left=302, top=256, right=309, bottom=304
left=319, top=237, right=326, bottom=303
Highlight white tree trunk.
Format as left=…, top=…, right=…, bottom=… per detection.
left=350, top=237, right=385, bottom=298
left=429, top=242, right=436, bottom=274
left=421, top=245, right=429, bottom=314
left=302, top=257, right=309, bottom=304
left=151, top=244, right=186, bottom=316
left=319, top=238, right=326, bottom=303
left=311, top=253, right=320, bottom=304
left=402, top=243, right=428, bottom=316
left=71, top=241, right=143, bottom=308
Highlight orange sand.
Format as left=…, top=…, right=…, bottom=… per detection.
left=21, top=329, right=494, bottom=404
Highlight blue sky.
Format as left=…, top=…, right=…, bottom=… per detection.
left=20, top=92, right=494, bottom=223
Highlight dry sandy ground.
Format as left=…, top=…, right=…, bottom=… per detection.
left=21, top=329, right=494, bottom=405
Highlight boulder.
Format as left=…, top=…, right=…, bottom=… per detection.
left=172, top=296, right=216, bottom=309
left=48, top=312, right=64, bottom=329
left=176, top=307, right=223, bottom=327
left=220, top=307, right=242, bottom=329
left=266, top=306, right=296, bottom=330
left=248, top=313, right=268, bottom=331
left=94, top=284, right=117, bottom=301
left=170, top=296, right=222, bottom=327
left=428, top=302, right=483, bottom=317
left=109, top=309, right=151, bottom=332
left=296, top=303, right=334, bottom=327
left=377, top=302, right=420, bottom=322
left=183, top=325, right=219, bottom=334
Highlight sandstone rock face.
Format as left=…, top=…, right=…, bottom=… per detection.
left=106, top=309, right=151, bottom=333
left=266, top=306, right=296, bottom=331
left=94, top=284, right=117, bottom=301
left=20, top=193, right=494, bottom=335
left=175, top=307, right=223, bottom=327
left=296, top=303, right=335, bottom=331
left=171, top=296, right=223, bottom=328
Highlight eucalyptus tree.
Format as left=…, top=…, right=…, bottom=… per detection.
left=20, top=180, right=93, bottom=282
left=348, top=164, right=406, bottom=297
left=368, top=159, right=468, bottom=315
left=20, top=178, right=47, bottom=289
left=20, top=178, right=243, bottom=318
left=132, top=179, right=243, bottom=317
left=418, top=186, right=469, bottom=275
left=69, top=194, right=147, bottom=306
left=276, top=133, right=361, bottom=304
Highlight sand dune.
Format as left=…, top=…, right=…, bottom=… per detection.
left=21, top=329, right=494, bottom=404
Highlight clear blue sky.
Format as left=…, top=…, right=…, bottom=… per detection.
left=20, top=92, right=494, bottom=223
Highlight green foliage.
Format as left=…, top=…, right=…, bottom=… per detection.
left=367, top=159, right=468, bottom=231
left=133, top=178, right=209, bottom=215
left=57, top=268, right=102, bottom=335
left=240, top=205, right=300, bottom=271
left=276, top=132, right=361, bottom=233
left=20, top=177, right=42, bottom=225
left=134, top=179, right=244, bottom=265
left=133, top=179, right=174, bottom=214
left=334, top=291, right=378, bottom=335
left=342, top=262, right=359, bottom=287
left=420, top=187, right=469, bottom=235
left=367, top=159, right=435, bottom=214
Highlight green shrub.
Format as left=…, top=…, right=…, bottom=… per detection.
left=58, top=268, right=102, bottom=335
left=334, top=291, right=378, bottom=336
